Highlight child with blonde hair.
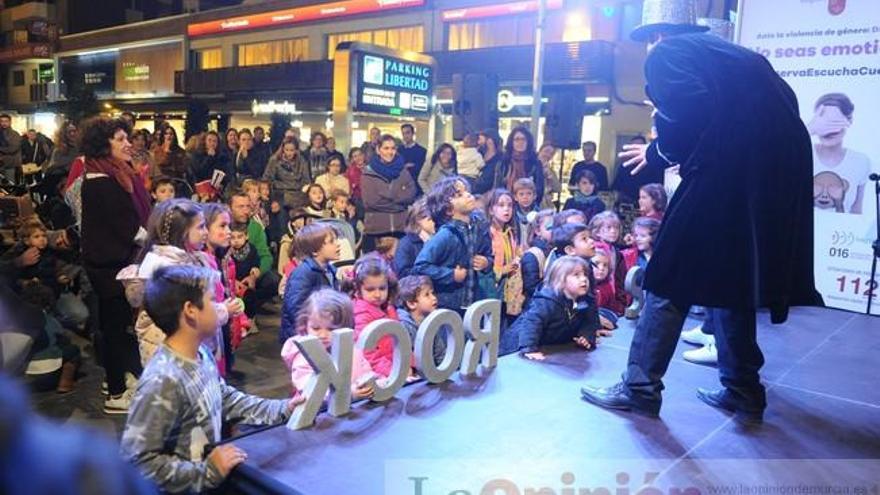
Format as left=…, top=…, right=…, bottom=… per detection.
left=281, top=289, right=375, bottom=401
left=509, top=255, right=600, bottom=360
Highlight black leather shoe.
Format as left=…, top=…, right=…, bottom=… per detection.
left=580, top=382, right=661, bottom=417
left=696, top=388, right=764, bottom=425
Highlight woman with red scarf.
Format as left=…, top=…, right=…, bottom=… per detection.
left=79, top=117, right=151, bottom=414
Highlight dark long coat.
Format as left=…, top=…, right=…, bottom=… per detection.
left=641, top=34, right=821, bottom=323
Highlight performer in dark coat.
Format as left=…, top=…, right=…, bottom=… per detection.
left=581, top=23, right=821, bottom=423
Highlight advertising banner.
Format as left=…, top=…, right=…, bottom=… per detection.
left=115, top=43, right=182, bottom=95
left=738, top=0, right=880, bottom=314
left=59, top=51, right=116, bottom=94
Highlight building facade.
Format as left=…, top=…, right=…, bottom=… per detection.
left=38, top=0, right=729, bottom=174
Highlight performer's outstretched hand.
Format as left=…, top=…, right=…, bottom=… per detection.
left=619, top=144, right=649, bottom=175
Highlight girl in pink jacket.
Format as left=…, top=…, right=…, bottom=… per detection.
left=347, top=255, right=418, bottom=380
left=281, top=289, right=376, bottom=401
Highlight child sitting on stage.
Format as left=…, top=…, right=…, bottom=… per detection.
left=592, top=244, right=626, bottom=318
left=519, top=209, right=555, bottom=310
left=397, top=275, right=444, bottom=366
left=510, top=255, right=599, bottom=361
left=347, top=254, right=417, bottom=380
left=121, top=265, right=299, bottom=494
left=546, top=222, right=595, bottom=273
left=589, top=211, right=629, bottom=306
left=638, top=183, right=667, bottom=222
left=281, top=289, right=375, bottom=402
left=622, top=217, right=660, bottom=271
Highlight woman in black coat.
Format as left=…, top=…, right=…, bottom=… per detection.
left=189, top=131, right=233, bottom=191
left=79, top=117, right=151, bottom=412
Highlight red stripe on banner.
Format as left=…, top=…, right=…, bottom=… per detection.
left=188, top=0, right=425, bottom=37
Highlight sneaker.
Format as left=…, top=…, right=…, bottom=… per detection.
left=683, top=343, right=718, bottom=366
left=125, top=372, right=138, bottom=390
left=103, top=388, right=135, bottom=415
left=681, top=326, right=714, bottom=346
left=102, top=373, right=138, bottom=396
left=689, top=305, right=707, bottom=316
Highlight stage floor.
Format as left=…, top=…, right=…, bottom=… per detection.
left=228, top=307, right=880, bottom=494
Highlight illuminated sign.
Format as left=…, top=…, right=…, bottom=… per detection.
left=251, top=100, right=298, bottom=115
left=188, top=0, right=425, bottom=37
left=122, top=63, right=150, bottom=82
left=354, top=51, right=432, bottom=117
left=441, top=0, right=563, bottom=22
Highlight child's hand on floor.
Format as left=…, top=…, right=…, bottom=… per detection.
left=287, top=394, right=306, bottom=413
left=523, top=351, right=546, bottom=361
left=208, top=444, right=247, bottom=478
left=353, top=384, right=374, bottom=399
left=599, top=316, right=616, bottom=330
left=405, top=369, right=421, bottom=383
left=573, top=336, right=594, bottom=350
left=453, top=265, right=467, bottom=283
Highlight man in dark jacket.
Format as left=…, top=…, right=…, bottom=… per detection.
left=21, top=129, right=51, bottom=170
left=581, top=24, right=820, bottom=423
left=398, top=124, right=428, bottom=195
left=0, top=114, right=22, bottom=185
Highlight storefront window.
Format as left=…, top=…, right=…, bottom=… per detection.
left=237, top=38, right=310, bottom=67
left=196, top=48, right=223, bottom=69
left=327, top=26, right=423, bottom=59
left=447, top=17, right=537, bottom=50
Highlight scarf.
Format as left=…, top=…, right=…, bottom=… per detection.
left=573, top=190, right=596, bottom=202
left=368, top=153, right=406, bottom=182
left=85, top=155, right=151, bottom=226
left=230, top=242, right=253, bottom=263
left=505, top=151, right=529, bottom=192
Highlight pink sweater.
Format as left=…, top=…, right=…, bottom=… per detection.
left=280, top=338, right=375, bottom=398
left=353, top=298, right=401, bottom=378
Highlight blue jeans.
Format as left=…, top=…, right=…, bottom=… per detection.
left=623, top=291, right=766, bottom=410
left=54, top=292, right=89, bottom=330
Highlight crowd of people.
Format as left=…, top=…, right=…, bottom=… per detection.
left=0, top=112, right=680, bottom=492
